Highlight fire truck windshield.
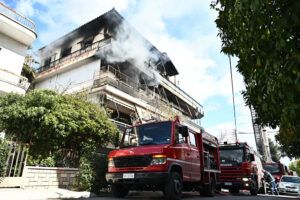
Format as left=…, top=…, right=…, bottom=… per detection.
left=220, top=148, right=245, bottom=165
left=121, top=122, right=172, bottom=148
left=263, top=164, right=282, bottom=174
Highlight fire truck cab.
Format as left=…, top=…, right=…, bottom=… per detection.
left=219, top=142, right=265, bottom=195
left=263, top=162, right=289, bottom=182
left=106, top=117, right=221, bottom=199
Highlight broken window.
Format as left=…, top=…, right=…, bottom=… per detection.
left=79, top=37, right=94, bottom=49
left=61, top=47, right=72, bottom=58
left=44, top=57, right=51, bottom=67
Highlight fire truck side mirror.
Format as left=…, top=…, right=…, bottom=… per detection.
left=250, top=154, right=255, bottom=162
left=115, top=132, right=120, bottom=148
left=179, top=126, right=189, bottom=137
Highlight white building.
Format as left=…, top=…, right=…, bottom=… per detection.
left=34, top=9, right=203, bottom=132
left=0, top=2, right=37, bottom=96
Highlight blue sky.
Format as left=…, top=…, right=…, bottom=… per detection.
left=4, top=0, right=260, bottom=148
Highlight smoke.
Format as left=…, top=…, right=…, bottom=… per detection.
left=96, top=19, right=163, bottom=86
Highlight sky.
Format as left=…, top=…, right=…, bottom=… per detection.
left=3, top=0, right=282, bottom=157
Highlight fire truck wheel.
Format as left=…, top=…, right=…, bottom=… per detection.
left=164, top=172, right=182, bottom=200
left=205, top=177, right=216, bottom=197
left=250, top=180, right=258, bottom=196
left=111, top=184, right=129, bottom=198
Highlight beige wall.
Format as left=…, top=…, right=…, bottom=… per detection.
left=23, top=166, right=79, bottom=189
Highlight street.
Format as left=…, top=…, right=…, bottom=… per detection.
left=59, top=191, right=299, bottom=200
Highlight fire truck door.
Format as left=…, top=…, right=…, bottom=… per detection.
left=189, top=131, right=201, bottom=181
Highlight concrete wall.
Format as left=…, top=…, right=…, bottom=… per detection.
left=23, top=166, right=79, bottom=189
left=35, top=58, right=101, bottom=93
left=0, top=32, right=27, bottom=75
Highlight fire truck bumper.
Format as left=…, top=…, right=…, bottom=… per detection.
left=106, top=172, right=169, bottom=184
left=220, top=181, right=251, bottom=190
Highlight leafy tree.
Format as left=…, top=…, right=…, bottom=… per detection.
left=0, top=89, right=118, bottom=162
left=21, top=63, right=36, bottom=83
left=268, top=138, right=281, bottom=162
left=289, top=160, right=300, bottom=176
left=211, top=0, right=300, bottom=158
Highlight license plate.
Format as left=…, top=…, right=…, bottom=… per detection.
left=224, top=182, right=232, bottom=186
left=123, top=173, right=134, bottom=179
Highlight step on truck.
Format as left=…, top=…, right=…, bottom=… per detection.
left=106, top=117, right=221, bottom=200
left=219, top=142, right=265, bottom=195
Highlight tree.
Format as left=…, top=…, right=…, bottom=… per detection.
left=0, top=89, right=118, bottom=161
left=211, top=0, right=300, bottom=158
left=289, top=160, right=300, bottom=176
left=268, top=139, right=281, bottom=162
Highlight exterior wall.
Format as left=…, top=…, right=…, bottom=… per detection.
left=23, top=166, right=78, bottom=189
left=35, top=59, right=101, bottom=93
left=0, top=32, right=27, bottom=75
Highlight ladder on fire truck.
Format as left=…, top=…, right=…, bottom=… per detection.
left=250, top=106, right=265, bottom=158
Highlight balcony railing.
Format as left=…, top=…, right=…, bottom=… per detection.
left=36, top=38, right=111, bottom=74
left=0, top=2, right=35, bottom=30
left=0, top=68, right=29, bottom=90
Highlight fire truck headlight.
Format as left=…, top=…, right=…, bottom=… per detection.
left=108, top=158, right=115, bottom=168
left=242, top=178, right=249, bottom=182
left=150, top=155, right=167, bottom=165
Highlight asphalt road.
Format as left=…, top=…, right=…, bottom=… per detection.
left=61, top=191, right=299, bottom=200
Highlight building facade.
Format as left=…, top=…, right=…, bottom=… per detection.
left=0, top=2, right=37, bottom=138
left=34, top=9, right=203, bottom=131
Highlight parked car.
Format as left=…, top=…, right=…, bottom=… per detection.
left=278, top=175, right=300, bottom=195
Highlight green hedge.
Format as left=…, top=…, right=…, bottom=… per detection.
left=76, top=153, right=109, bottom=193
left=0, top=139, right=9, bottom=176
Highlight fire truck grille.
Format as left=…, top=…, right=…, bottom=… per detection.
left=220, top=167, right=243, bottom=182
left=114, top=155, right=152, bottom=168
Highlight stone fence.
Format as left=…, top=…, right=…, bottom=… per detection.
left=23, top=166, right=79, bottom=189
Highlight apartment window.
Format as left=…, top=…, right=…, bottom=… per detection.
left=80, top=37, right=94, bottom=48
left=44, top=57, right=51, bottom=66
left=61, top=47, right=72, bottom=58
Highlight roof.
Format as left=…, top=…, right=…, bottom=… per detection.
left=37, top=9, right=179, bottom=76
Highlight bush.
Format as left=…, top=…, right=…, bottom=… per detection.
left=0, top=139, right=9, bottom=176
left=76, top=153, right=108, bottom=193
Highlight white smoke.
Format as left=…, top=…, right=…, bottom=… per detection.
left=96, top=20, right=164, bottom=86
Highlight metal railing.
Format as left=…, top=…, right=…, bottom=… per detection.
left=36, top=38, right=111, bottom=74
left=0, top=2, right=35, bottom=30
left=0, top=68, right=30, bottom=90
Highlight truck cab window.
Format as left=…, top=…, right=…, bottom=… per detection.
left=189, top=131, right=196, bottom=146
left=174, top=125, right=186, bottom=144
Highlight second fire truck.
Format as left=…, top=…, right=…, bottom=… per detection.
left=219, top=142, right=265, bottom=195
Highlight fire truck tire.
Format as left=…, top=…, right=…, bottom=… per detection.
left=111, top=184, right=129, bottom=198
left=164, top=172, right=182, bottom=200
left=259, top=181, right=266, bottom=194
left=205, top=177, right=216, bottom=197
left=250, top=180, right=258, bottom=196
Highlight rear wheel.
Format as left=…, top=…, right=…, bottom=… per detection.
left=164, top=172, right=182, bottom=200
left=111, top=184, right=130, bottom=198
left=205, top=177, right=216, bottom=197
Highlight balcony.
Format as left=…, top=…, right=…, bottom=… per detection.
left=0, top=2, right=35, bottom=30
left=0, top=68, right=29, bottom=95
left=36, top=38, right=112, bottom=74
left=0, top=2, right=36, bottom=46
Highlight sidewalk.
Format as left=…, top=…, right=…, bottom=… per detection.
left=0, top=188, right=95, bottom=200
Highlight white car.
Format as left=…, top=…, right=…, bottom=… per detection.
left=278, top=175, right=300, bottom=195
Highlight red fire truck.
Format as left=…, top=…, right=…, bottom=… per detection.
left=106, top=117, right=221, bottom=199
left=263, top=162, right=289, bottom=182
left=219, top=142, right=265, bottom=195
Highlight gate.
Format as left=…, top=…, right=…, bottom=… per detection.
left=0, top=141, right=29, bottom=187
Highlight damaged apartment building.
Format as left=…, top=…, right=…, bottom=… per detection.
left=34, top=9, right=203, bottom=132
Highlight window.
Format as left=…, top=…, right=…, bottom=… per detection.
left=61, top=47, right=72, bottom=58
left=44, top=57, right=51, bottom=66
left=174, top=125, right=186, bottom=144
left=189, top=131, right=196, bottom=146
